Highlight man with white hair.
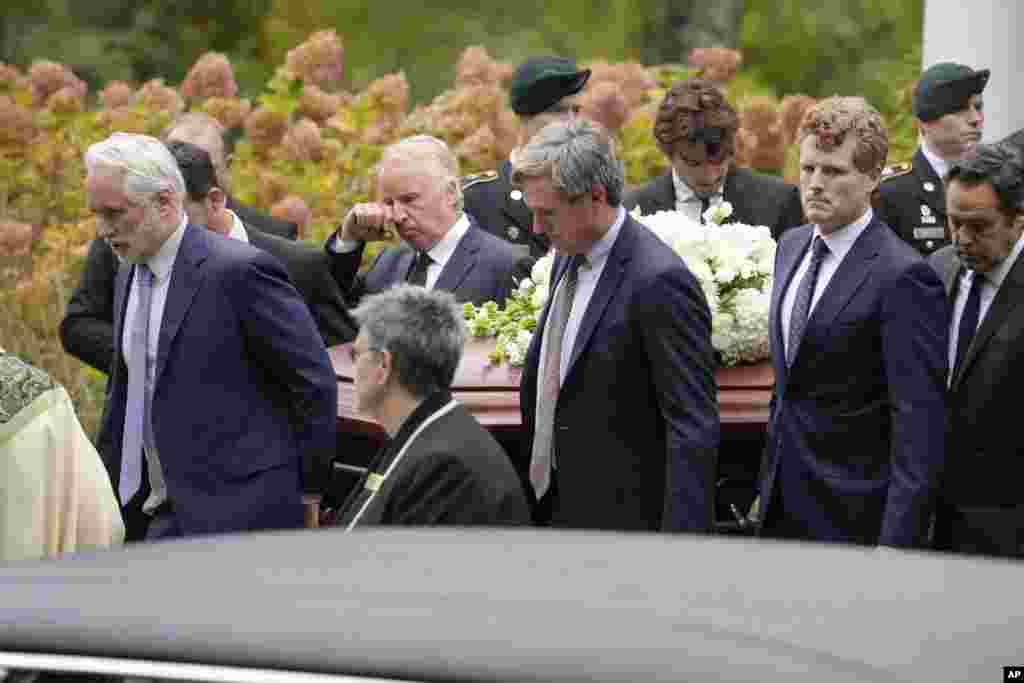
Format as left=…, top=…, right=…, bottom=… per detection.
left=325, top=135, right=533, bottom=307
left=87, top=133, right=337, bottom=540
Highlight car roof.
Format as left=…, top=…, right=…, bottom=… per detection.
left=0, top=529, right=1019, bottom=682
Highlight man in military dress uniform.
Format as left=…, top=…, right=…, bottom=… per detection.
left=462, top=56, right=591, bottom=259
left=876, top=62, right=989, bottom=256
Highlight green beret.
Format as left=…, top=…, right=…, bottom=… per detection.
left=509, top=56, right=590, bottom=116
left=913, top=62, right=990, bottom=122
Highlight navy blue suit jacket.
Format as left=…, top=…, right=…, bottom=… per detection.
left=759, top=217, right=948, bottom=547
left=97, top=224, right=338, bottom=536
left=326, top=216, right=533, bottom=307
left=519, top=215, right=719, bottom=532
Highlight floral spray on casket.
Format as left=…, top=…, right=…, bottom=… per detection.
left=464, top=202, right=775, bottom=367
left=633, top=202, right=775, bottom=366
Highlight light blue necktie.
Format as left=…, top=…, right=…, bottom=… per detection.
left=119, top=265, right=153, bottom=504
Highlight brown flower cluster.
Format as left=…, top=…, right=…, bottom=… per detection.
left=455, top=125, right=500, bottom=173
left=0, top=221, right=35, bottom=258
left=201, top=97, right=253, bottom=130
left=454, top=46, right=513, bottom=88
left=400, top=83, right=517, bottom=166
left=244, top=107, right=289, bottom=153
left=585, top=61, right=657, bottom=109
left=285, top=30, right=345, bottom=90
left=99, top=81, right=134, bottom=109
left=0, top=96, right=36, bottom=148
left=27, top=60, right=86, bottom=107
left=0, top=63, right=30, bottom=95
left=737, top=96, right=786, bottom=171
left=366, top=72, right=410, bottom=116
left=688, top=48, right=743, bottom=85
left=136, top=79, right=185, bottom=116
left=578, top=80, right=631, bottom=132
left=271, top=196, right=312, bottom=240
left=181, top=53, right=239, bottom=101
left=297, top=84, right=351, bottom=123
left=779, top=94, right=817, bottom=146
left=282, top=118, right=323, bottom=162
left=95, top=106, right=150, bottom=134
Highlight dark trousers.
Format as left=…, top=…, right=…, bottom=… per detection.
left=934, top=500, right=1024, bottom=559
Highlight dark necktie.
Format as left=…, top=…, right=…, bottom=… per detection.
left=529, top=256, right=582, bottom=499
left=787, top=236, right=830, bottom=367
left=699, top=196, right=711, bottom=224
left=406, top=250, right=431, bottom=286
left=954, top=270, right=983, bottom=378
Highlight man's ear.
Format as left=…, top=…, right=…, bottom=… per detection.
left=207, top=186, right=227, bottom=212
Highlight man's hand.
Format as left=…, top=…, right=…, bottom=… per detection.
left=341, top=202, right=397, bottom=242
left=303, top=495, right=322, bottom=529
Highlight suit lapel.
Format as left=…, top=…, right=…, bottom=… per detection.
left=934, top=248, right=961, bottom=297
left=564, top=219, right=632, bottom=378
left=433, top=227, right=478, bottom=294
left=721, top=169, right=746, bottom=225
left=954, top=252, right=1024, bottom=388
left=801, top=219, right=882, bottom=339
left=154, top=225, right=207, bottom=387
left=649, top=172, right=676, bottom=214
left=498, top=159, right=532, bottom=230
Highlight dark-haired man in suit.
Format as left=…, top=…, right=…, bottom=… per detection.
left=514, top=118, right=719, bottom=532
left=326, top=135, right=533, bottom=308
left=757, top=96, right=948, bottom=549
left=930, top=144, right=1024, bottom=559
left=625, top=77, right=803, bottom=240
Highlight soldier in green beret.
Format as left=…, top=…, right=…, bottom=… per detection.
left=877, top=62, right=989, bottom=255
left=462, top=56, right=590, bottom=258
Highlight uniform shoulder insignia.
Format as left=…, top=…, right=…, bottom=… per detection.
left=461, top=170, right=499, bottom=191
left=881, top=161, right=912, bottom=181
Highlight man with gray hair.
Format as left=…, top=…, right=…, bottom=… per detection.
left=325, top=134, right=533, bottom=307
left=87, top=132, right=337, bottom=540
left=336, top=285, right=530, bottom=528
left=512, top=118, right=719, bottom=533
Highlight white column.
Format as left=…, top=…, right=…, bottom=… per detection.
left=923, top=0, right=1024, bottom=141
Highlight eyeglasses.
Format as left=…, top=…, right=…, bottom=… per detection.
left=349, top=345, right=381, bottom=364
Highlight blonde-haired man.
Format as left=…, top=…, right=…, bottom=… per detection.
left=756, top=97, right=949, bottom=548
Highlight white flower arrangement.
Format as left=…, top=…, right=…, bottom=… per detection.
left=464, top=251, right=555, bottom=366
left=465, top=203, right=775, bottom=367
left=632, top=202, right=775, bottom=366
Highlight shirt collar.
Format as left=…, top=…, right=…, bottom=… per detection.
left=146, top=212, right=188, bottom=282
left=226, top=209, right=249, bottom=244
left=581, top=206, right=626, bottom=270
left=672, top=167, right=723, bottom=203
left=920, top=140, right=951, bottom=181
left=814, top=208, right=874, bottom=263
left=425, top=213, right=470, bottom=267
left=981, top=231, right=1024, bottom=291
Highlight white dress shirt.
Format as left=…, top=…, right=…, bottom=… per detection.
left=226, top=209, right=249, bottom=243
left=920, top=140, right=951, bottom=183
left=121, top=213, right=188, bottom=513
left=673, top=168, right=725, bottom=224
left=948, top=232, right=1024, bottom=376
left=781, top=209, right=875, bottom=357
left=536, top=206, right=626, bottom=391
left=330, top=213, right=471, bottom=290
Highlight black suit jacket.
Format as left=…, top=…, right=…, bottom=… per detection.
left=623, top=168, right=804, bottom=240
left=227, top=196, right=298, bottom=240
left=520, top=215, right=719, bottom=533
left=462, top=159, right=550, bottom=259
left=61, top=215, right=355, bottom=374
left=930, top=246, right=1024, bottom=556
left=326, top=216, right=533, bottom=307
left=340, top=392, right=531, bottom=527
left=875, top=148, right=949, bottom=256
